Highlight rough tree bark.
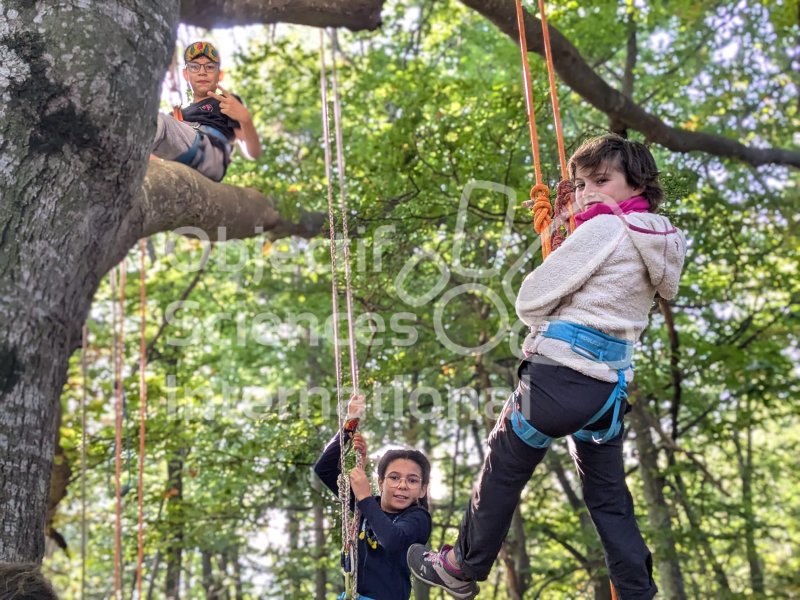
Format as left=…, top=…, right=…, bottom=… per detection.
left=0, top=0, right=177, bottom=564
left=140, top=161, right=325, bottom=243
left=180, top=0, right=384, bottom=31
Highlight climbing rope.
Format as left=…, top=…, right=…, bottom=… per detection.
left=514, top=0, right=552, bottom=258
left=136, top=239, right=148, bottom=597
left=514, top=0, right=578, bottom=256
left=80, top=325, right=88, bottom=600
left=536, top=0, right=576, bottom=242
left=319, top=28, right=362, bottom=599
left=111, top=263, right=125, bottom=599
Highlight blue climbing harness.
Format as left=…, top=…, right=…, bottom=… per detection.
left=174, top=125, right=231, bottom=172
left=509, top=320, right=631, bottom=447
left=337, top=594, right=375, bottom=600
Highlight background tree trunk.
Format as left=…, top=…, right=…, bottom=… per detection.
left=629, top=402, right=687, bottom=600
left=165, top=451, right=187, bottom=599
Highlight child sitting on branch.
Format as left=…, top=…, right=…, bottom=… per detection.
left=151, top=41, right=261, bottom=182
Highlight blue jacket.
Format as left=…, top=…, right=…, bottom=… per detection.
left=314, top=433, right=432, bottom=600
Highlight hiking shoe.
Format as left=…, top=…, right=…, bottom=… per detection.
left=407, top=543, right=479, bottom=599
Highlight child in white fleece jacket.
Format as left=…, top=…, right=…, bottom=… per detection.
left=409, top=134, right=686, bottom=600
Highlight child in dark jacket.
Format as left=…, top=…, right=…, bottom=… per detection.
left=314, top=395, right=432, bottom=600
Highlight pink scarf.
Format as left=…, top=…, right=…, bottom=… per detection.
left=574, top=196, right=650, bottom=228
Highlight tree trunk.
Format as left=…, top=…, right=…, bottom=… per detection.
left=287, top=509, right=302, bottom=598
left=629, top=402, right=687, bottom=600
left=0, top=0, right=328, bottom=562
left=230, top=546, right=244, bottom=600
left=165, top=452, right=186, bottom=599
left=0, top=0, right=177, bottom=563
left=499, top=506, right=529, bottom=599
left=735, top=396, right=765, bottom=595
left=202, top=550, right=215, bottom=598
left=547, top=451, right=610, bottom=600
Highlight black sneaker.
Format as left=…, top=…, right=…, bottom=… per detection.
left=407, top=544, right=479, bottom=599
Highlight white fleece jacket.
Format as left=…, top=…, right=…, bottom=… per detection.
left=516, top=212, right=687, bottom=382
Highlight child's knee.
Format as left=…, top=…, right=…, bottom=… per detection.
left=154, top=113, right=169, bottom=146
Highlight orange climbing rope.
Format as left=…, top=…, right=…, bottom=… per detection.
left=536, top=0, right=577, bottom=236
left=514, top=0, right=578, bottom=257
left=514, top=0, right=553, bottom=258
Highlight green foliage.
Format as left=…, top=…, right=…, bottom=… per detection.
left=46, top=0, right=798, bottom=597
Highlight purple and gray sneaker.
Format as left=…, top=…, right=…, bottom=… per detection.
left=407, top=544, right=479, bottom=599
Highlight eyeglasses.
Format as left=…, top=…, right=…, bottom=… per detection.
left=385, top=474, right=422, bottom=488
left=186, top=62, right=218, bottom=74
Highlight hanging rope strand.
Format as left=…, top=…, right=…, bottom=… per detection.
left=319, top=29, right=359, bottom=600
left=330, top=29, right=360, bottom=411
left=111, top=264, right=125, bottom=599
left=536, top=0, right=576, bottom=235
left=537, top=0, right=567, bottom=181
left=514, top=0, right=553, bottom=258
left=329, top=29, right=362, bottom=597
left=136, top=239, right=148, bottom=597
left=80, top=325, right=89, bottom=600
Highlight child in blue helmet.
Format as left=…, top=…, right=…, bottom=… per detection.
left=151, top=41, right=261, bottom=181
left=408, top=134, right=687, bottom=599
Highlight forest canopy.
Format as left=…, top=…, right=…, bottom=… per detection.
left=10, top=0, right=799, bottom=598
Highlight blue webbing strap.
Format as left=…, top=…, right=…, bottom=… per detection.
left=537, top=320, right=632, bottom=369
left=573, top=369, right=627, bottom=444
left=174, top=131, right=204, bottom=167
left=510, top=321, right=632, bottom=448
left=508, top=390, right=552, bottom=449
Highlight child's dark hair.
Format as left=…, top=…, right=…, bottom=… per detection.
left=377, top=449, right=431, bottom=510
left=568, top=133, right=664, bottom=211
left=0, top=563, right=59, bottom=600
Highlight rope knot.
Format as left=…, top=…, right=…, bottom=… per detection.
left=530, top=184, right=552, bottom=234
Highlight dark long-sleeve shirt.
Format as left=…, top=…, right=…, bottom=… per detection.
left=313, top=433, right=432, bottom=600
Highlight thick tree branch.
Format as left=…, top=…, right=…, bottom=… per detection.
left=180, top=0, right=385, bottom=31
left=136, top=160, right=326, bottom=242
left=460, top=0, right=800, bottom=168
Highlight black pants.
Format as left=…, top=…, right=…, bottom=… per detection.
left=454, top=359, right=657, bottom=600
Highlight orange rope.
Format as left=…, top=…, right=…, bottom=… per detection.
left=136, top=239, right=147, bottom=597
left=514, top=0, right=553, bottom=258
left=537, top=0, right=575, bottom=233
left=537, top=0, right=567, bottom=181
